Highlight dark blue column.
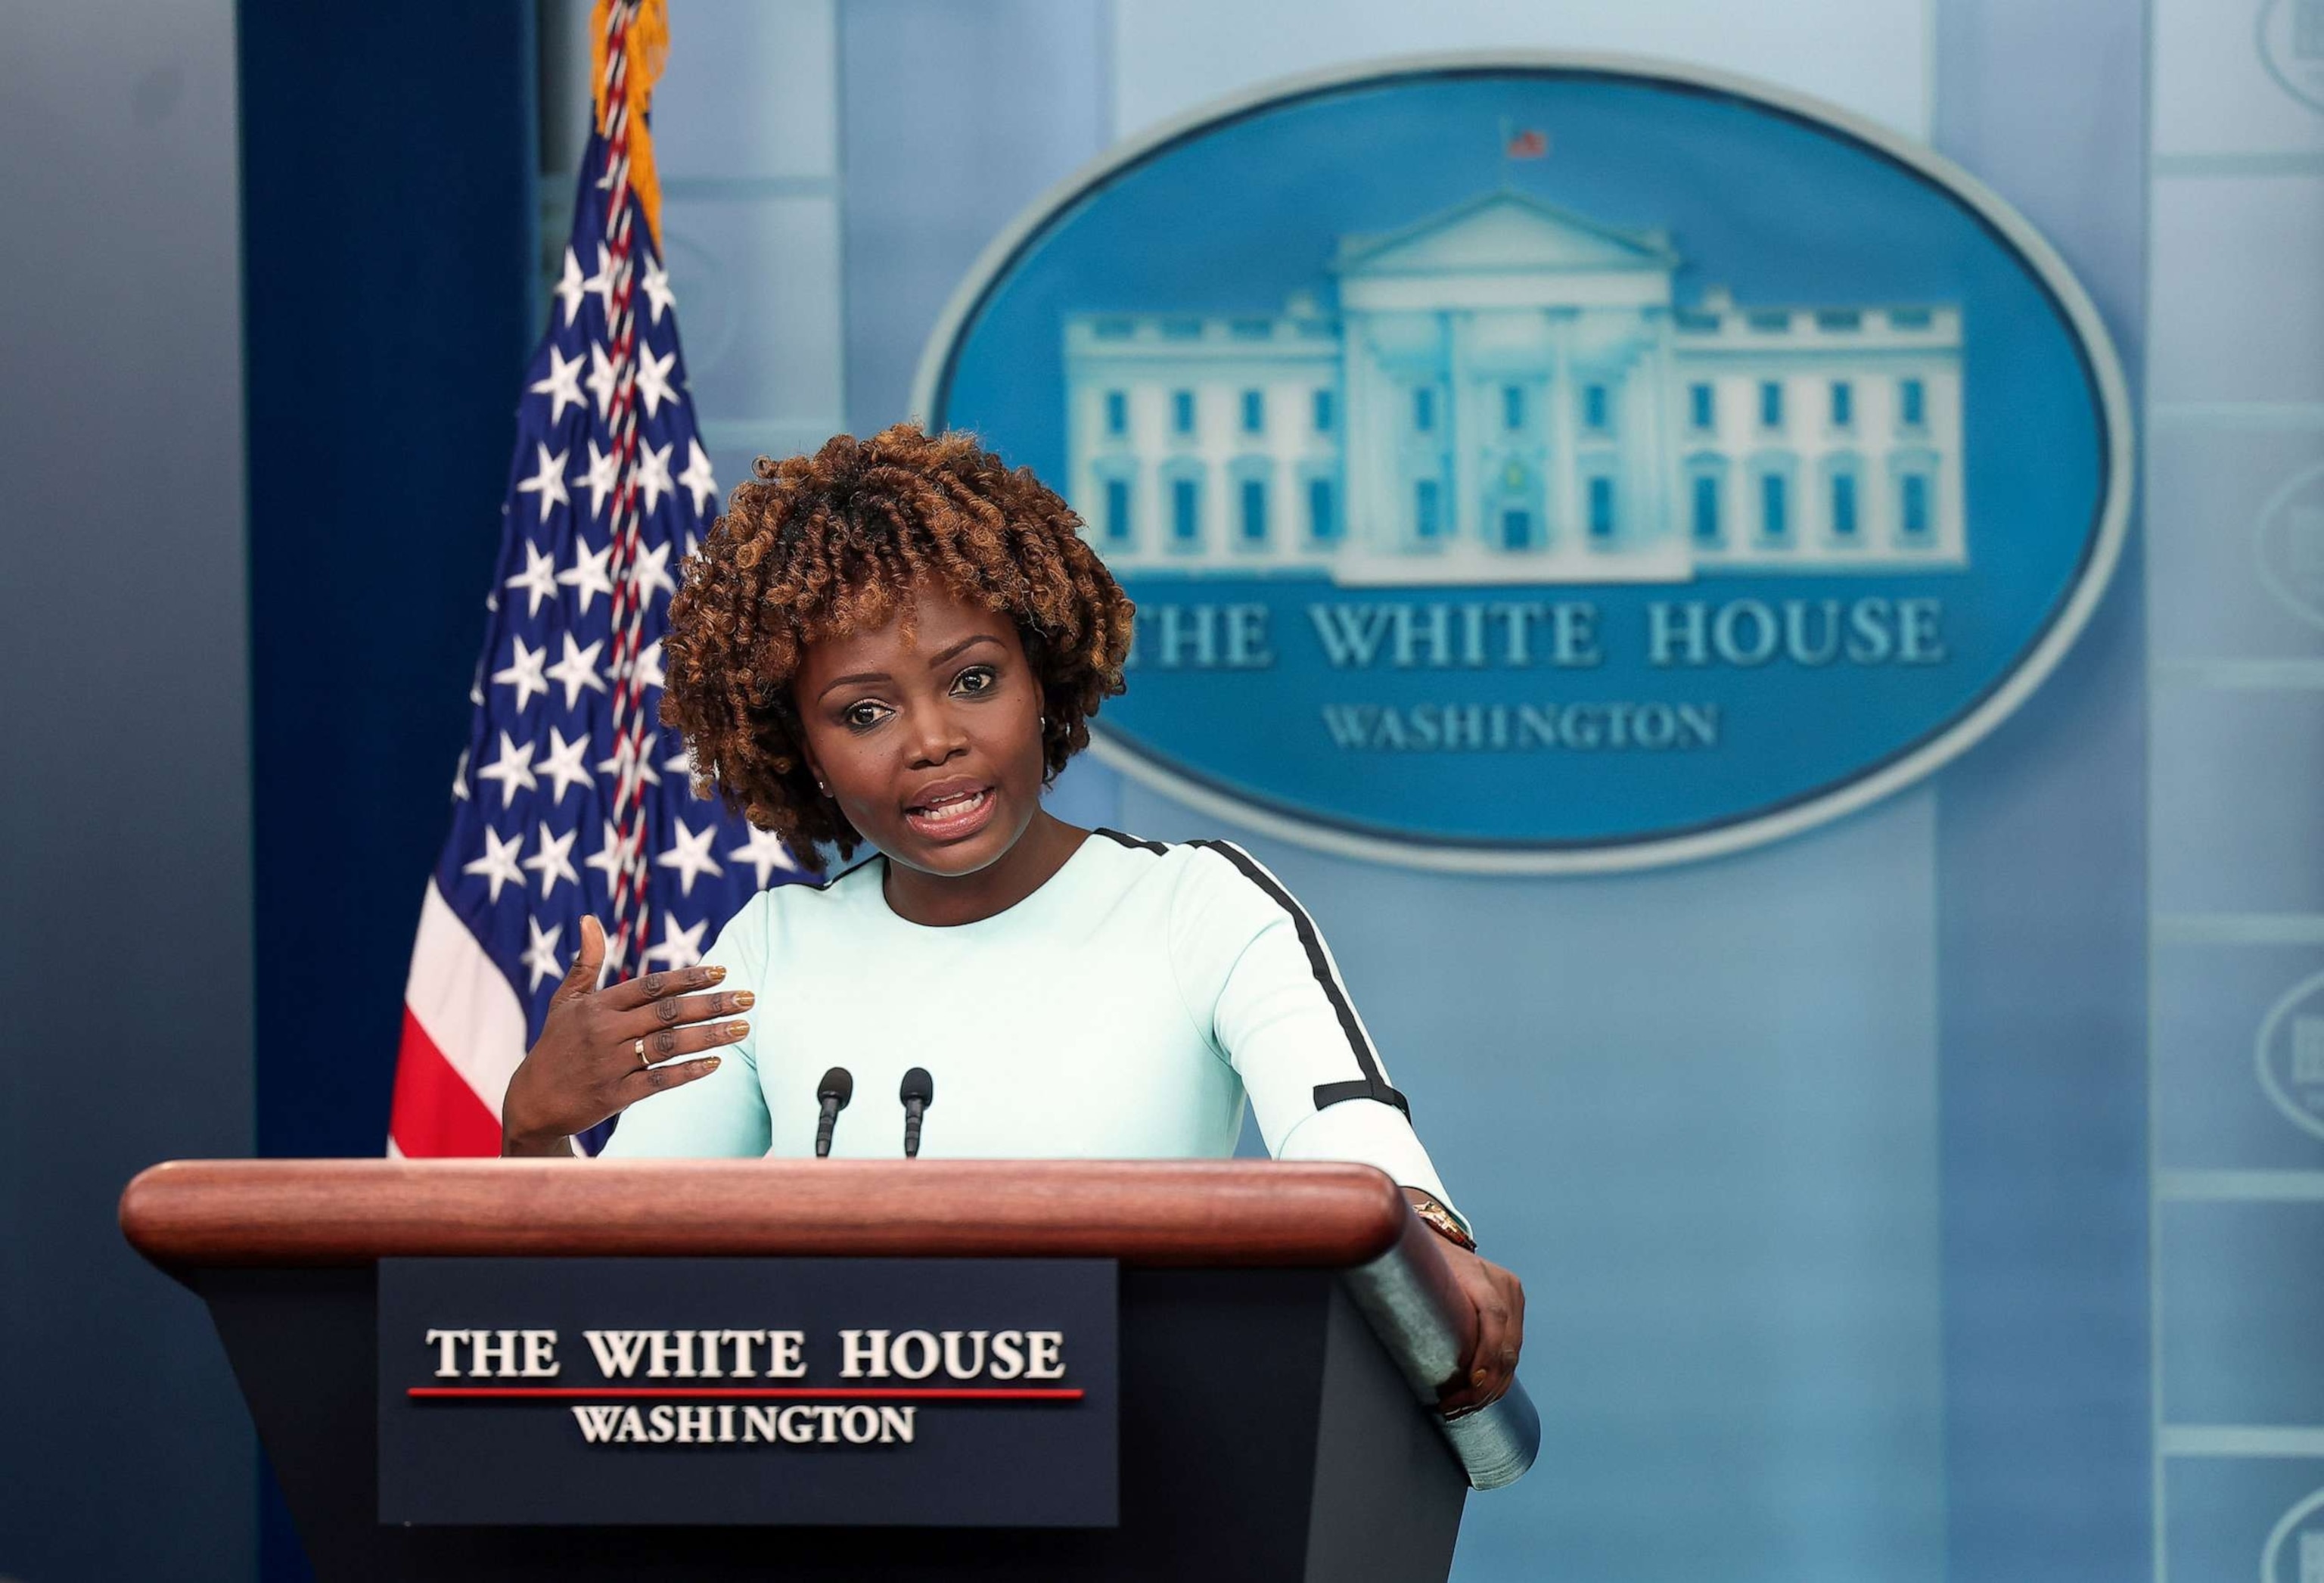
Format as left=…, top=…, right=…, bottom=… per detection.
left=239, top=4, right=536, bottom=1159
left=239, top=3, right=536, bottom=1575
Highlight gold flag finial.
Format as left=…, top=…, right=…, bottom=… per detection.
left=588, top=0, right=670, bottom=247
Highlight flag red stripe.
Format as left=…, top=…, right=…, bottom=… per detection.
left=389, top=1006, right=504, bottom=1158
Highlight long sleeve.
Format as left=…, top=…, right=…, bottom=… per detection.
left=1169, top=840, right=1470, bottom=1236
left=598, top=893, right=773, bottom=1159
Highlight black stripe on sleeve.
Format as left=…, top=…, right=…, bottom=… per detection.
left=1093, top=826, right=1170, bottom=854
left=1186, top=839, right=1412, bottom=1123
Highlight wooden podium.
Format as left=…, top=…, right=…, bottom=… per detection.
left=121, top=1158, right=1537, bottom=1581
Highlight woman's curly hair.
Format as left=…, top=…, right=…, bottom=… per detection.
left=660, top=423, right=1135, bottom=875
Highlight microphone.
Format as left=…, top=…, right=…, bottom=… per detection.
left=899, top=1067, right=934, bottom=1159
left=813, top=1067, right=853, bottom=1158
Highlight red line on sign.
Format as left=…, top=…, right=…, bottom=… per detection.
left=406, top=1386, right=1085, bottom=1401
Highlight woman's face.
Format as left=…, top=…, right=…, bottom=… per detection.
left=791, top=580, right=1048, bottom=879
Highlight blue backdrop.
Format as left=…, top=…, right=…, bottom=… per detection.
left=36, top=2, right=2316, bottom=1581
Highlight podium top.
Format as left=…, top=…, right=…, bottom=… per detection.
left=120, top=1158, right=1415, bottom=1270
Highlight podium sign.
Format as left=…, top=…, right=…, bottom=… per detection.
left=377, top=1257, right=1119, bottom=1527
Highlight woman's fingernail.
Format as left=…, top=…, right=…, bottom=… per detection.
left=728, top=1021, right=750, bottom=1038
left=1471, top=1368, right=1487, bottom=1386
left=702, top=1056, right=721, bottom=1071
left=734, top=991, right=756, bottom=1009
left=706, top=965, right=727, bottom=982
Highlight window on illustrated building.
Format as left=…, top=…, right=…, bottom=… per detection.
left=1692, top=472, right=1720, bottom=543
left=1239, top=477, right=1267, bottom=544
left=1900, top=471, right=1933, bottom=540
left=1105, top=390, right=1127, bottom=437
left=1104, top=477, right=1132, bottom=546
left=1760, top=470, right=1789, bottom=540
left=1306, top=476, right=1338, bottom=543
left=1830, top=470, right=1858, bottom=537
left=1588, top=476, right=1616, bottom=540
left=1241, top=390, right=1265, bottom=435
left=1170, top=475, right=1201, bottom=547
left=1172, top=390, right=1195, bottom=435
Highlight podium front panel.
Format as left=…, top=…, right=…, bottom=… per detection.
left=377, top=1257, right=1117, bottom=1527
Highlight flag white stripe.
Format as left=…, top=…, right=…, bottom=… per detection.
left=403, top=878, right=530, bottom=1121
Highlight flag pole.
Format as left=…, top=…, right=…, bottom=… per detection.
left=589, top=0, right=664, bottom=979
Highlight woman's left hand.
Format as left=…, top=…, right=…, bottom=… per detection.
left=1431, top=1239, right=1527, bottom=1417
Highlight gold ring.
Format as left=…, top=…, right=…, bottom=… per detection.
left=634, top=1037, right=648, bottom=1068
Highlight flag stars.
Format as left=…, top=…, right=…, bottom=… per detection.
left=628, top=540, right=675, bottom=605
left=728, top=825, right=797, bottom=888
left=582, top=242, right=617, bottom=323
left=584, top=819, right=635, bottom=889
left=523, top=820, right=580, bottom=897
left=538, top=726, right=594, bottom=804
left=597, top=729, right=660, bottom=792
left=492, top=635, right=548, bottom=712
left=408, top=147, right=810, bottom=1162
left=640, top=255, right=676, bottom=323
left=586, top=344, right=619, bottom=416
left=461, top=823, right=526, bottom=903
left=529, top=344, right=586, bottom=426
left=545, top=633, right=608, bottom=708
left=516, top=442, right=570, bottom=522
left=635, top=346, right=678, bottom=418
left=573, top=440, right=619, bottom=519
left=505, top=540, right=558, bottom=617
left=557, top=537, right=614, bottom=615
left=656, top=819, right=724, bottom=897
left=635, top=439, right=674, bottom=514
left=520, top=916, right=565, bottom=991
left=644, top=913, right=709, bottom=971
left=553, top=246, right=586, bottom=327
left=679, top=438, right=718, bottom=517
left=475, top=731, right=539, bottom=807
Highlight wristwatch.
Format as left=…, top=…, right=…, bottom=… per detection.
left=1409, top=1191, right=1476, bottom=1252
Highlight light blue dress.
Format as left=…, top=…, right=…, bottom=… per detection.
left=604, top=829, right=1466, bottom=1230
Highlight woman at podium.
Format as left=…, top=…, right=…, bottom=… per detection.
left=500, top=425, right=1525, bottom=1414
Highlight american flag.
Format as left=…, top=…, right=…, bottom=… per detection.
left=388, top=0, right=799, bottom=1158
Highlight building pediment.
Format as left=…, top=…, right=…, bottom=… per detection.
left=1332, top=191, right=1676, bottom=278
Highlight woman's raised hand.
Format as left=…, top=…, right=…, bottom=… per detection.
left=499, top=915, right=753, bottom=1155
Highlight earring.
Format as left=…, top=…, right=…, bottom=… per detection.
left=816, top=779, right=828, bottom=795
left=1039, top=715, right=1048, bottom=732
